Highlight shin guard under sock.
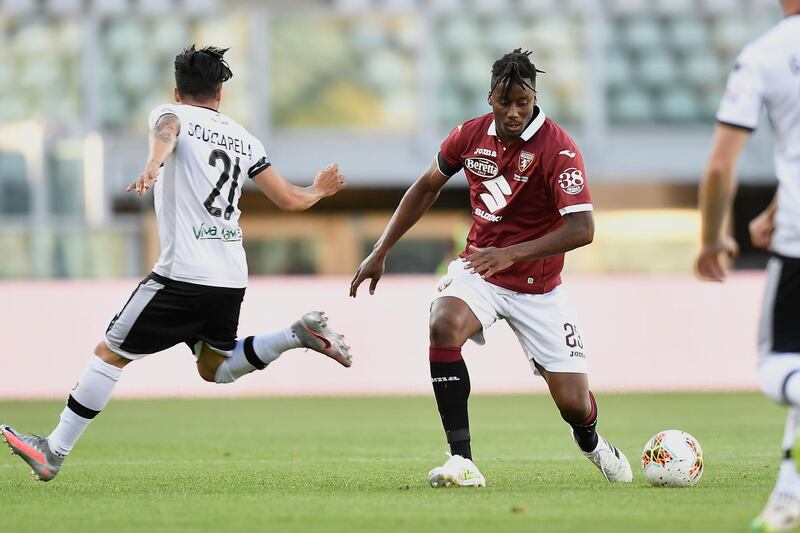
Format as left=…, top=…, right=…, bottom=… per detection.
left=430, top=346, right=472, bottom=459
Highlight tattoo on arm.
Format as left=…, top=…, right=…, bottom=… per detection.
left=152, top=114, right=180, bottom=146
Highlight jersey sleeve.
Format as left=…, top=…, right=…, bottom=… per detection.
left=716, top=50, right=765, bottom=131
left=437, top=124, right=466, bottom=177
left=148, top=104, right=180, bottom=131
left=247, top=137, right=271, bottom=179
left=547, top=145, right=593, bottom=216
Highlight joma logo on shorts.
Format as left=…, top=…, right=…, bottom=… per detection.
left=464, top=157, right=499, bottom=178
left=570, top=351, right=585, bottom=359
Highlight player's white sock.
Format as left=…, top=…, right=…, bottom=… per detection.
left=779, top=459, right=800, bottom=484
left=48, top=355, right=122, bottom=456
left=214, top=328, right=302, bottom=384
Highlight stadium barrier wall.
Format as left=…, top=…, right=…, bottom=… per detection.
left=0, top=274, right=764, bottom=399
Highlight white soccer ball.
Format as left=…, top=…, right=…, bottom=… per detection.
left=641, top=429, right=704, bottom=487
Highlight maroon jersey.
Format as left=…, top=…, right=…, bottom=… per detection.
left=438, top=108, right=593, bottom=294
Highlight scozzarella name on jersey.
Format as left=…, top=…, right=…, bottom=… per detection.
left=185, top=122, right=254, bottom=158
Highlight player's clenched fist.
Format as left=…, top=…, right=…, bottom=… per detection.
left=314, top=163, right=346, bottom=198
left=127, top=163, right=161, bottom=196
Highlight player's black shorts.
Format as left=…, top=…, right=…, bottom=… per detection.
left=104, top=272, right=245, bottom=359
left=760, top=254, right=800, bottom=354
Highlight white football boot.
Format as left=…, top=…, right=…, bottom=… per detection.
left=579, top=434, right=633, bottom=483
left=752, top=471, right=800, bottom=532
left=428, top=454, right=486, bottom=488
left=291, top=311, right=352, bottom=368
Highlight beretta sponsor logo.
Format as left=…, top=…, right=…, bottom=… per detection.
left=464, top=157, right=499, bottom=179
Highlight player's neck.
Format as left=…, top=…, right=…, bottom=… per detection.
left=181, top=98, right=220, bottom=112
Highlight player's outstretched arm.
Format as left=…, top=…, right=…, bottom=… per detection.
left=350, top=159, right=450, bottom=297
left=251, top=163, right=345, bottom=211
left=696, top=124, right=749, bottom=281
left=127, top=113, right=180, bottom=196
left=464, top=211, right=595, bottom=279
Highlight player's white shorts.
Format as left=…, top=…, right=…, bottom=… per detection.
left=432, top=259, right=587, bottom=375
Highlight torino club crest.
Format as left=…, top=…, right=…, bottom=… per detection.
left=518, top=151, right=534, bottom=172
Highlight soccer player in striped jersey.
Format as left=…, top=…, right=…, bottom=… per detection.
left=1, top=45, right=352, bottom=482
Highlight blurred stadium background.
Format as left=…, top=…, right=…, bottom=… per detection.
left=0, top=0, right=784, bottom=397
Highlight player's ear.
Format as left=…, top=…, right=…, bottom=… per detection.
left=216, top=85, right=222, bottom=103
left=174, top=88, right=181, bottom=103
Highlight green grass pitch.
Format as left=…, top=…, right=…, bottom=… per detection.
left=0, top=393, right=787, bottom=532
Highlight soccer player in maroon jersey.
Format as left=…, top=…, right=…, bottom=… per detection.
left=350, top=49, right=632, bottom=486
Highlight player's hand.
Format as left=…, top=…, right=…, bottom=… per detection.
left=313, top=163, right=346, bottom=198
left=464, top=245, right=515, bottom=279
left=350, top=251, right=385, bottom=297
left=749, top=210, right=775, bottom=250
left=695, top=236, right=739, bottom=282
left=127, top=163, right=160, bottom=196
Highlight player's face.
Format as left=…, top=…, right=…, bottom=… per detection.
left=488, top=79, right=536, bottom=140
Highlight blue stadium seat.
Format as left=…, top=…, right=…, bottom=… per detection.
left=605, top=50, right=634, bottom=88
left=529, top=15, right=577, bottom=51
left=11, top=21, right=51, bottom=55
left=0, top=94, right=32, bottom=121
left=637, top=51, right=677, bottom=88
left=151, top=17, right=189, bottom=55
left=487, top=18, right=524, bottom=51
left=712, top=16, right=752, bottom=52
left=683, top=50, right=721, bottom=89
left=118, top=57, right=158, bottom=94
left=620, top=16, right=663, bottom=50
left=364, top=50, right=408, bottom=93
left=105, top=19, right=148, bottom=56
left=609, top=86, right=653, bottom=123
left=20, top=55, right=63, bottom=89
left=656, top=88, right=701, bottom=122
left=55, top=21, right=82, bottom=54
left=667, top=17, right=708, bottom=52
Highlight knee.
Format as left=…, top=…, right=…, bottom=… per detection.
left=759, top=359, right=800, bottom=405
left=94, top=342, right=131, bottom=368
left=196, top=361, right=217, bottom=383
left=429, top=315, right=467, bottom=347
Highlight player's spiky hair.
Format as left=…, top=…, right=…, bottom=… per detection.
left=489, top=48, right=545, bottom=99
left=174, top=45, right=233, bottom=100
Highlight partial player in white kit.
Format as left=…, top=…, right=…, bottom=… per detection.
left=1, top=45, right=352, bottom=482
left=350, top=49, right=632, bottom=487
left=695, top=2, right=800, bottom=530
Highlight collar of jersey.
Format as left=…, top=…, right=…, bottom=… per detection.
left=487, top=106, right=546, bottom=141
left=187, top=104, right=220, bottom=114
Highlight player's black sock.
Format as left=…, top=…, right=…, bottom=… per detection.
left=430, top=346, right=472, bottom=460
left=568, top=391, right=599, bottom=453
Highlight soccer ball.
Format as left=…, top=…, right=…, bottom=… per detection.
left=641, top=429, right=704, bottom=487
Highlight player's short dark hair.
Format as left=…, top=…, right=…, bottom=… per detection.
left=174, top=45, right=233, bottom=100
left=489, top=48, right=545, bottom=99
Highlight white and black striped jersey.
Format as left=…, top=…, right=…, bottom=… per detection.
left=716, top=15, right=800, bottom=258
left=148, top=103, right=270, bottom=288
